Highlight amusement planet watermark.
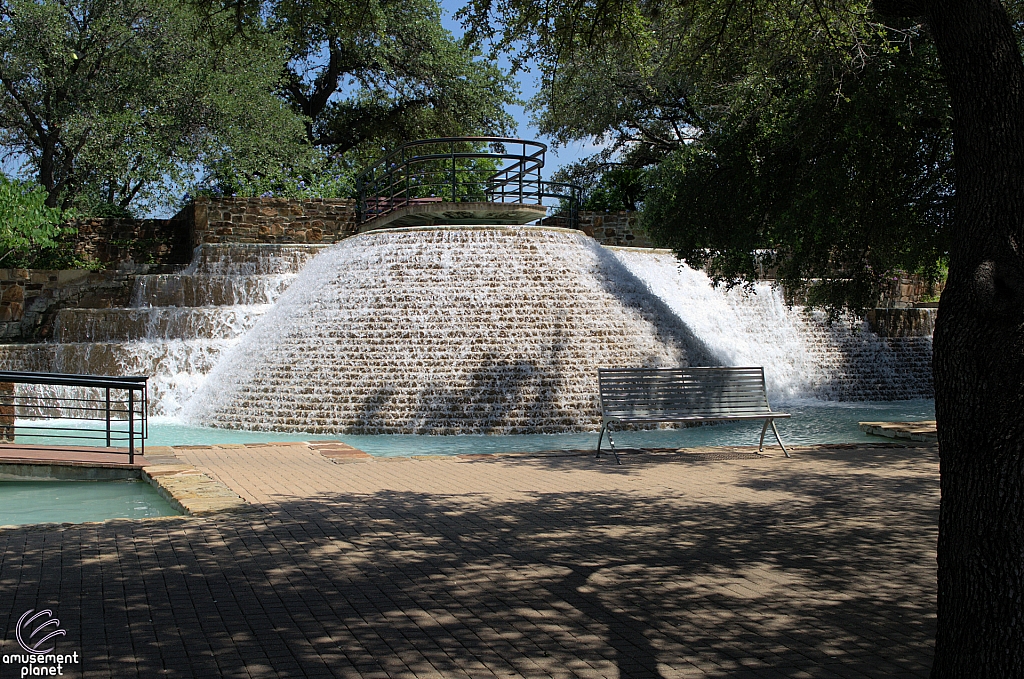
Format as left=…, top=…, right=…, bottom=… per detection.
left=3, top=609, right=79, bottom=677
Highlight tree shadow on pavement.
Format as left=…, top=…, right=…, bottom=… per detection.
left=0, top=450, right=937, bottom=678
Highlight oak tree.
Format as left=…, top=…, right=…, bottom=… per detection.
left=0, top=0, right=304, bottom=211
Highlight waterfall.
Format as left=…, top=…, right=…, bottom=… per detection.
left=0, top=226, right=932, bottom=430
left=0, top=244, right=324, bottom=417
left=182, top=226, right=700, bottom=434
left=606, top=249, right=933, bottom=401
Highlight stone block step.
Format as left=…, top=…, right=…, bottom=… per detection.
left=54, top=306, right=268, bottom=342
left=184, top=243, right=328, bottom=275
left=131, top=274, right=295, bottom=307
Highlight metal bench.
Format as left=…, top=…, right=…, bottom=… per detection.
left=597, top=367, right=791, bottom=463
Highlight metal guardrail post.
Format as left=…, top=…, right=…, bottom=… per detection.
left=519, top=140, right=525, bottom=204
left=141, top=383, right=147, bottom=458
left=128, top=389, right=134, bottom=464
left=105, top=387, right=111, bottom=447
left=450, top=141, right=457, bottom=202
left=355, top=176, right=364, bottom=223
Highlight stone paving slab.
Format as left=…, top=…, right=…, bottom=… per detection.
left=143, top=464, right=250, bottom=517
left=0, top=442, right=938, bottom=678
left=859, top=421, right=937, bottom=443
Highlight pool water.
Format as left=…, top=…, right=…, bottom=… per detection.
left=340, top=399, right=936, bottom=456
left=12, top=399, right=934, bottom=457
left=0, top=480, right=180, bottom=526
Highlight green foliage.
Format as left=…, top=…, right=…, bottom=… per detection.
left=0, top=174, right=79, bottom=267
left=464, top=0, right=953, bottom=312
left=0, top=0, right=307, bottom=211
left=183, top=0, right=519, bottom=200
left=556, top=164, right=648, bottom=211
left=272, top=0, right=518, bottom=154
left=640, top=22, right=952, bottom=312
left=196, top=152, right=359, bottom=199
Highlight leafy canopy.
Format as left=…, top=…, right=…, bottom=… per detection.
left=464, top=0, right=954, bottom=311
left=192, top=0, right=518, bottom=198
left=0, top=0, right=305, bottom=212
left=0, top=0, right=517, bottom=212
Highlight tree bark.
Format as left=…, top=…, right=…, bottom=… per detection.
left=923, top=0, right=1024, bottom=675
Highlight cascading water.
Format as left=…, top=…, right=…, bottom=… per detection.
left=0, top=244, right=325, bottom=416
left=0, top=226, right=933, bottom=432
left=183, top=226, right=707, bottom=434
left=607, top=249, right=933, bottom=401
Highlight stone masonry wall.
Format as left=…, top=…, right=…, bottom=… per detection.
left=190, top=197, right=358, bottom=248
left=68, top=216, right=192, bottom=272
left=0, top=269, right=133, bottom=342
left=877, top=275, right=944, bottom=308
left=579, top=211, right=655, bottom=247
left=541, top=210, right=654, bottom=247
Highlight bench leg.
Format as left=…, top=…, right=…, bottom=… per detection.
left=770, top=419, right=790, bottom=458
left=595, top=423, right=621, bottom=464
left=759, top=418, right=791, bottom=458
left=608, top=429, right=621, bottom=465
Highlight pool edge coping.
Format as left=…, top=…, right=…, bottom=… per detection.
left=0, top=454, right=252, bottom=523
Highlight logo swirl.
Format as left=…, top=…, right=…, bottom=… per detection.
left=16, top=609, right=66, bottom=654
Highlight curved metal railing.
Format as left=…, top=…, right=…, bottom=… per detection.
left=356, top=137, right=580, bottom=228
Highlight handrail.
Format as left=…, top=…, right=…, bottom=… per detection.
left=0, top=370, right=148, bottom=463
left=356, top=137, right=581, bottom=228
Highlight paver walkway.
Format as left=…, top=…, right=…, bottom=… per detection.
left=0, top=443, right=938, bottom=678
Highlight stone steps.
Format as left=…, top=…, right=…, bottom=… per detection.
left=130, top=274, right=294, bottom=307
left=54, top=306, right=269, bottom=342
left=183, top=243, right=327, bottom=275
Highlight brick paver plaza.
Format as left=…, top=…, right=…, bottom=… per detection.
left=1, top=443, right=938, bottom=677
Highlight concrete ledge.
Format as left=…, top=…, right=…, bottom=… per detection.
left=360, top=202, right=548, bottom=231
left=143, top=464, right=251, bottom=516
left=0, top=461, right=142, bottom=481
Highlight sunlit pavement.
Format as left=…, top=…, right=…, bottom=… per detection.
left=0, top=442, right=937, bottom=678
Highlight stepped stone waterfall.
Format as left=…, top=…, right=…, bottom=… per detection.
left=183, top=226, right=707, bottom=434
left=609, top=249, right=934, bottom=401
left=0, top=244, right=325, bottom=415
left=0, top=223, right=933, bottom=432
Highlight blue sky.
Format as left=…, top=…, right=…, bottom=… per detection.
left=437, top=0, right=599, bottom=180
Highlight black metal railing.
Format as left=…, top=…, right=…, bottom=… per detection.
left=0, top=371, right=148, bottom=463
left=356, top=137, right=581, bottom=228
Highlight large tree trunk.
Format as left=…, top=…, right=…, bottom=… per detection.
left=924, top=0, right=1024, bottom=675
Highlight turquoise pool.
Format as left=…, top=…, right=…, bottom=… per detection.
left=11, top=399, right=934, bottom=456
left=0, top=480, right=180, bottom=526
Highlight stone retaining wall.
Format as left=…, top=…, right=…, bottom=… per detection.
left=68, top=216, right=192, bottom=271
left=878, top=276, right=944, bottom=308
left=578, top=211, right=655, bottom=247
left=188, top=197, right=358, bottom=247
left=542, top=210, right=655, bottom=247
left=865, top=308, right=937, bottom=338
left=0, top=269, right=132, bottom=342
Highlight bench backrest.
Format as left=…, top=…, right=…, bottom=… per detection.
left=599, top=367, right=774, bottom=420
